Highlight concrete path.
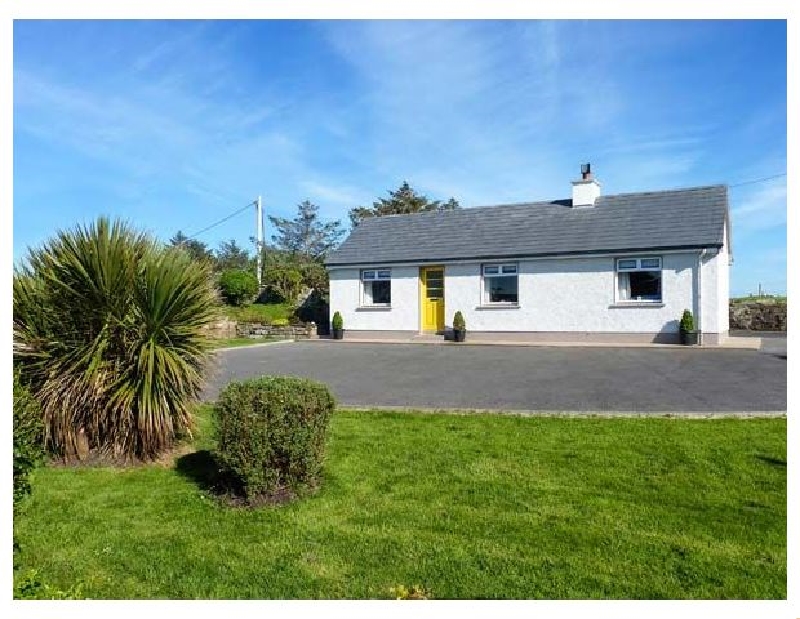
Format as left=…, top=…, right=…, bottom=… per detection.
left=205, top=341, right=786, bottom=412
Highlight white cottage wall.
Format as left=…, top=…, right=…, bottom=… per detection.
left=328, top=249, right=728, bottom=343
left=328, top=266, right=420, bottom=332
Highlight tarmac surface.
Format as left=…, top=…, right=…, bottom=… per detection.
left=204, top=339, right=787, bottom=413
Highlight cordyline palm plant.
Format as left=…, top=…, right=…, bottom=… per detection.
left=13, top=217, right=217, bottom=462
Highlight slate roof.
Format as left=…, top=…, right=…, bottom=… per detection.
left=325, top=184, right=730, bottom=267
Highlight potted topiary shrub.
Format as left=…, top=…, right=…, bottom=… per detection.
left=679, top=309, right=699, bottom=345
left=331, top=311, right=344, bottom=340
left=452, top=311, right=466, bottom=343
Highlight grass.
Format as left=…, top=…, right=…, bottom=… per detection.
left=730, top=296, right=787, bottom=305
left=207, top=337, right=283, bottom=350
left=219, top=302, right=294, bottom=324
left=13, top=408, right=786, bottom=599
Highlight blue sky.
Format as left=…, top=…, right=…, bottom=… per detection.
left=13, top=19, right=786, bottom=296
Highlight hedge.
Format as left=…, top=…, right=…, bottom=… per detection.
left=214, top=376, right=335, bottom=501
left=13, top=372, right=44, bottom=508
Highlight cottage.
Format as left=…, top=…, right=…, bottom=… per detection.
left=325, top=165, right=731, bottom=345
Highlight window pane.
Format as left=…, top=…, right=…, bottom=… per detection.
left=371, top=280, right=391, bottom=304
left=425, top=277, right=443, bottom=288
left=617, top=272, right=631, bottom=301
left=501, top=265, right=517, bottom=274
left=485, top=275, right=518, bottom=303
left=426, top=286, right=443, bottom=300
left=629, top=271, right=661, bottom=301
left=377, top=270, right=391, bottom=279
left=617, top=259, right=637, bottom=270
left=483, top=265, right=499, bottom=274
left=640, top=258, right=660, bottom=269
left=362, top=270, right=375, bottom=280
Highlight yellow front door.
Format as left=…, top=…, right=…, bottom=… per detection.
left=420, top=267, right=445, bottom=332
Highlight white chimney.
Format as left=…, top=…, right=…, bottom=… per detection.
left=572, top=163, right=601, bottom=208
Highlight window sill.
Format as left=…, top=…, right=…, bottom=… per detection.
left=356, top=305, right=392, bottom=311
left=475, top=304, right=520, bottom=310
left=609, top=302, right=665, bottom=308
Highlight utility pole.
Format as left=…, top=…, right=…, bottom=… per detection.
left=256, top=196, right=263, bottom=289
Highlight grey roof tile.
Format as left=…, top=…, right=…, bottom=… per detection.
left=326, top=185, right=729, bottom=266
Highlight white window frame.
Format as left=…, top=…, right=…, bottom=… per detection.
left=615, top=256, right=663, bottom=303
left=361, top=268, right=392, bottom=307
left=482, top=263, right=519, bottom=305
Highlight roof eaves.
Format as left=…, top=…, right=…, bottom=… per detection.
left=325, top=242, right=724, bottom=267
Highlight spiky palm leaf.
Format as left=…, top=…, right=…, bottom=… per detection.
left=13, top=218, right=217, bottom=461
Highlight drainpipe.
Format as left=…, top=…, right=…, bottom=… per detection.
left=697, top=249, right=708, bottom=346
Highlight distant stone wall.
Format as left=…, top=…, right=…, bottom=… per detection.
left=729, top=302, right=787, bottom=331
left=203, top=318, right=238, bottom=339
left=236, top=322, right=316, bottom=339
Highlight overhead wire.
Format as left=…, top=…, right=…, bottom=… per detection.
left=181, top=200, right=257, bottom=242
left=729, top=173, right=786, bottom=188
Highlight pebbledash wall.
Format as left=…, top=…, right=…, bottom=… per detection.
left=329, top=247, right=729, bottom=345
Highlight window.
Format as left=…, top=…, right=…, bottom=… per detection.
left=483, top=263, right=518, bottom=304
left=616, top=257, right=662, bottom=302
left=361, top=269, right=391, bottom=306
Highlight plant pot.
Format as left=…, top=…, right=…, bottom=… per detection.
left=453, top=329, right=466, bottom=343
left=680, top=330, right=699, bottom=346
left=332, top=328, right=344, bottom=340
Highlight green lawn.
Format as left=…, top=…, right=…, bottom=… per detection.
left=208, top=337, right=283, bottom=350
left=219, top=302, right=294, bottom=324
left=13, top=409, right=786, bottom=599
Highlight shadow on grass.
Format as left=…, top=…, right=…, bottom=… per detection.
left=175, top=450, right=235, bottom=494
left=755, top=454, right=786, bottom=468
left=175, top=450, right=302, bottom=508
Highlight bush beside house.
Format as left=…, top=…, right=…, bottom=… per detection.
left=331, top=311, right=344, bottom=339
left=452, top=311, right=466, bottom=342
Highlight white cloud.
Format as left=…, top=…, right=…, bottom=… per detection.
left=731, top=180, right=787, bottom=237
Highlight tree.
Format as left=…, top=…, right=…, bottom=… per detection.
left=218, top=270, right=258, bottom=306
left=348, top=181, right=460, bottom=227
left=215, top=239, right=251, bottom=272
left=261, top=250, right=304, bottom=302
left=268, top=200, right=346, bottom=259
left=14, top=217, right=217, bottom=462
left=169, top=231, right=214, bottom=264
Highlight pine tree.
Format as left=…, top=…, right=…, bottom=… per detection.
left=348, top=181, right=460, bottom=227
left=268, top=200, right=345, bottom=259
left=169, top=231, right=214, bottom=264
left=215, top=239, right=251, bottom=271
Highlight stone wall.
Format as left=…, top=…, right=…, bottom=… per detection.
left=729, top=301, right=787, bottom=331
left=202, top=318, right=238, bottom=339
left=236, top=322, right=316, bottom=339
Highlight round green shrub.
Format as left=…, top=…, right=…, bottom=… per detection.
left=331, top=311, right=343, bottom=330
left=13, top=372, right=44, bottom=508
left=214, top=376, right=335, bottom=501
left=452, top=311, right=466, bottom=331
left=218, top=269, right=259, bottom=306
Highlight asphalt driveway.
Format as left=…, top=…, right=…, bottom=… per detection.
left=203, top=341, right=786, bottom=412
